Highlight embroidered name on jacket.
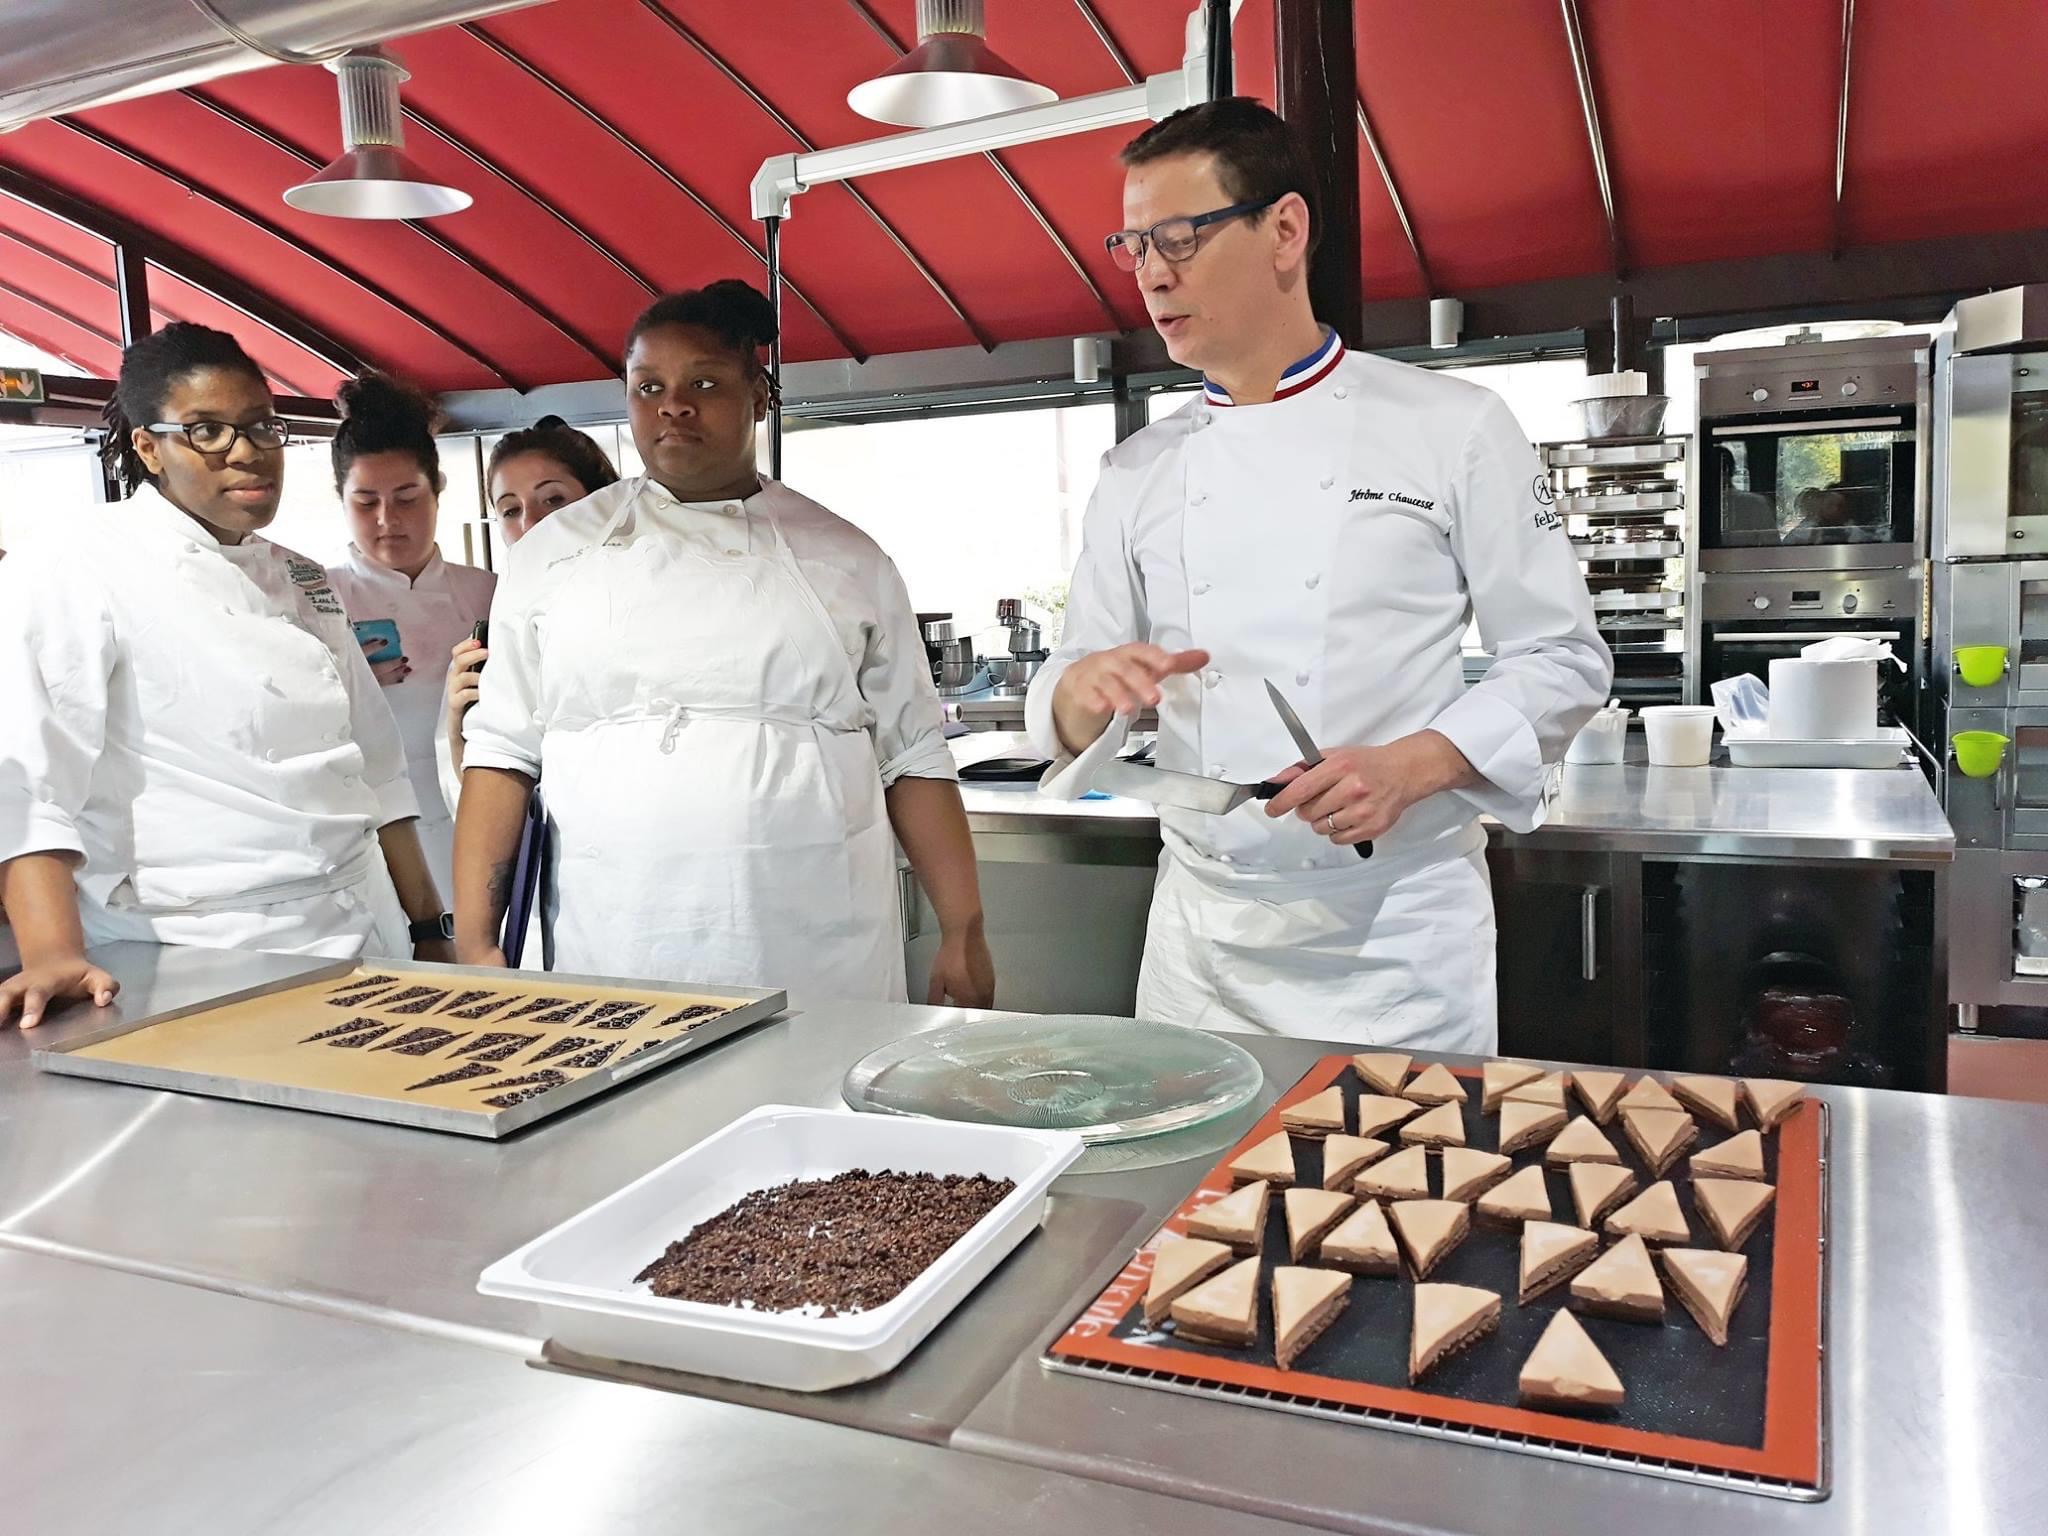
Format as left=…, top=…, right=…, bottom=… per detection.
left=1350, top=487, right=1437, bottom=512
left=285, top=555, right=347, bottom=616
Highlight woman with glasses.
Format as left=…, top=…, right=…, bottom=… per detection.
left=0, top=323, right=449, bottom=1028
left=455, top=281, right=994, bottom=1007
left=324, top=374, right=495, bottom=900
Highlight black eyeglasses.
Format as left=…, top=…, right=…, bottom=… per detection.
left=145, top=417, right=291, bottom=454
left=1103, top=195, right=1281, bottom=272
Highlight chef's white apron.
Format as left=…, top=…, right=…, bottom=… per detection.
left=81, top=846, right=413, bottom=961
left=1136, top=825, right=1497, bottom=1053
left=535, top=494, right=904, bottom=1000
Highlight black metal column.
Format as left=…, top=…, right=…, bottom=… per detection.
left=114, top=239, right=150, bottom=347
left=1204, top=0, right=1233, bottom=98
left=1273, top=0, right=1363, bottom=347
left=765, top=214, right=784, bottom=481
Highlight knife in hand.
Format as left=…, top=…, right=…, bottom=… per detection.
left=1265, top=679, right=1373, bottom=860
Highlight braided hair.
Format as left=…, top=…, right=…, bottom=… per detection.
left=99, top=322, right=267, bottom=494
left=624, top=279, right=780, bottom=401
left=331, top=372, right=444, bottom=495
left=485, top=415, right=619, bottom=499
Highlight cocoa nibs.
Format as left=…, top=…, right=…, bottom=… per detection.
left=634, top=1169, right=1016, bottom=1316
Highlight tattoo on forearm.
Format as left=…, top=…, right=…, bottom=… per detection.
left=486, top=860, right=515, bottom=925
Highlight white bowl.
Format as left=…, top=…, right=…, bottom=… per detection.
left=478, top=1104, right=1083, bottom=1390
left=1640, top=704, right=1717, bottom=767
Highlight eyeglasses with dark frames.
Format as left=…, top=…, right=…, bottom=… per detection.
left=144, top=417, right=292, bottom=454
left=1102, top=195, right=1282, bottom=272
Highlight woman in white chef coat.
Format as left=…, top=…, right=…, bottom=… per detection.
left=454, top=281, right=993, bottom=1007
left=323, top=374, right=495, bottom=900
left=0, top=323, right=451, bottom=1028
left=1030, top=101, right=1610, bottom=1052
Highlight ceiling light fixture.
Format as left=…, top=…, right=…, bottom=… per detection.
left=848, top=0, right=1056, bottom=128
left=284, top=48, right=470, bottom=220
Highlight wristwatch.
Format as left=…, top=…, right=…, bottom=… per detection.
left=409, top=913, right=455, bottom=944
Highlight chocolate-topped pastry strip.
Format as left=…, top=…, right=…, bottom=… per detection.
left=374, top=985, right=445, bottom=1010
left=328, top=973, right=398, bottom=994
left=407, top=1061, right=500, bottom=1091
left=654, top=1003, right=722, bottom=1029
left=386, top=988, right=454, bottom=1016
left=302, top=1016, right=388, bottom=1044
left=434, top=989, right=498, bottom=1016
left=498, top=996, right=569, bottom=1022
left=457, top=1032, right=541, bottom=1062
left=371, top=1026, right=468, bottom=1056
left=324, top=986, right=395, bottom=1009
left=558, top=1040, right=621, bottom=1071
left=482, top=1082, right=562, bottom=1108
left=446, top=992, right=520, bottom=1021
left=474, top=1068, right=569, bottom=1098
left=327, top=1024, right=395, bottom=1049
left=580, top=1001, right=655, bottom=1030
left=528, top=1034, right=599, bottom=1064
left=528, top=1000, right=592, bottom=1026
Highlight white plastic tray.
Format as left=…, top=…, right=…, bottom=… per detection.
left=1724, top=727, right=1909, bottom=769
left=478, top=1104, right=1083, bottom=1390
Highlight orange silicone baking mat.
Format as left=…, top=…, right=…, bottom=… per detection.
left=1048, top=1055, right=1825, bottom=1496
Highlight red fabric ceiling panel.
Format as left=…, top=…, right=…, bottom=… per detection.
left=0, top=288, right=120, bottom=378
left=1843, top=0, right=2048, bottom=248
left=144, top=266, right=350, bottom=401
left=1356, top=0, right=1609, bottom=292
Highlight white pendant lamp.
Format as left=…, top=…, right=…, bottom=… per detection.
left=848, top=0, right=1055, bottom=128
left=284, top=49, right=470, bottom=220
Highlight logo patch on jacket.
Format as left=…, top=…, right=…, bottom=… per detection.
left=285, top=555, right=346, bottom=616
left=1350, top=486, right=1437, bottom=512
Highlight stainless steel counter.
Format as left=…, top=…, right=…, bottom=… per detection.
left=952, top=734, right=1956, bottom=864
left=8, top=943, right=2044, bottom=1534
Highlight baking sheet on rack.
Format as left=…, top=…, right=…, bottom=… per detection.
left=1048, top=1056, right=1825, bottom=1493
left=44, top=966, right=768, bottom=1121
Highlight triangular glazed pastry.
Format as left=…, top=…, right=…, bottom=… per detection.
left=1228, top=1131, right=1297, bottom=1186
left=1661, top=1248, right=1749, bottom=1346
left=1280, top=1086, right=1346, bottom=1139
left=1569, top=1232, right=1664, bottom=1322
left=1742, top=1078, right=1806, bottom=1130
left=1671, top=1075, right=1743, bottom=1132
left=1352, top=1051, right=1411, bottom=1096
left=1143, top=1236, right=1233, bottom=1325
left=1618, top=1077, right=1684, bottom=1116
left=1439, top=1147, right=1512, bottom=1203
left=1477, top=1164, right=1555, bottom=1225
left=1503, top=1072, right=1568, bottom=1110
left=1273, top=1266, right=1352, bottom=1370
left=1518, top=1309, right=1625, bottom=1410
left=1390, top=1198, right=1471, bottom=1279
left=1545, top=1116, right=1624, bottom=1166
left=1404, top=1062, right=1464, bottom=1105
left=1185, top=1179, right=1271, bottom=1253
left=1355, top=1094, right=1424, bottom=1140
left=1354, top=1143, right=1432, bottom=1201
left=1619, top=1106, right=1698, bottom=1177
left=1694, top=1178, right=1776, bottom=1250
left=1691, top=1129, right=1766, bottom=1182
left=1399, top=1100, right=1468, bottom=1148
left=1568, top=1160, right=1637, bottom=1229
left=1481, top=1060, right=1544, bottom=1113
left=1604, top=1180, right=1690, bottom=1245
left=1519, top=1220, right=1601, bottom=1303
left=1320, top=1198, right=1401, bottom=1275
left=1409, top=1282, right=1500, bottom=1383
left=1321, top=1134, right=1390, bottom=1190
left=1499, top=1100, right=1569, bottom=1155
left=1169, top=1255, right=1260, bottom=1346
left=1571, top=1069, right=1628, bottom=1125
left=1284, top=1187, right=1356, bottom=1262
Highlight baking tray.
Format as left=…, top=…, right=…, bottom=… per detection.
left=1548, top=439, right=1688, bottom=468
left=1724, top=729, right=1910, bottom=769
left=1047, top=1056, right=1828, bottom=1502
left=31, top=959, right=786, bottom=1139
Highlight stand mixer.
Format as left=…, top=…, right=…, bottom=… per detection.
left=987, top=598, right=1050, bottom=698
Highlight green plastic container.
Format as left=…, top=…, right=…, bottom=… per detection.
left=1954, top=730, right=2010, bottom=779
left=1955, top=645, right=2009, bottom=688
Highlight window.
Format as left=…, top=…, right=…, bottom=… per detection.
left=1427, top=357, right=1589, bottom=444
left=0, top=424, right=100, bottom=546
left=779, top=403, right=1115, bottom=646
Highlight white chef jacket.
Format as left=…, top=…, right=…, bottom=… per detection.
left=327, top=545, right=495, bottom=901
left=1026, top=335, right=1610, bottom=1044
left=0, top=483, right=419, bottom=956
left=462, top=475, right=955, bottom=997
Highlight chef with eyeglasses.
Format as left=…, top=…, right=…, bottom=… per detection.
left=1028, top=100, right=1610, bottom=1052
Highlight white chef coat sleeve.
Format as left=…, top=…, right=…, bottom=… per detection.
left=1428, top=394, right=1612, bottom=832
left=333, top=599, right=420, bottom=827
left=1025, top=455, right=1144, bottom=799
left=864, top=554, right=956, bottom=786
left=460, top=562, right=544, bottom=782
left=433, top=724, right=462, bottom=816
left=0, top=547, right=114, bottom=867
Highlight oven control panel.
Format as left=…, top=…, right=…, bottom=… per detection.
left=1699, top=572, right=1916, bottom=622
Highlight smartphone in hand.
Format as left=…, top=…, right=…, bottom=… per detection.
left=353, top=617, right=401, bottom=664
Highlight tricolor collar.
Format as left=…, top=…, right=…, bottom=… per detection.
left=1202, top=327, right=1344, bottom=408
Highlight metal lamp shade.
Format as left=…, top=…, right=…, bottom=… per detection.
left=285, top=145, right=471, bottom=219
left=848, top=31, right=1055, bottom=127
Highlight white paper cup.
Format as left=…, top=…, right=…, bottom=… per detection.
left=1641, top=704, right=1717, bottom=767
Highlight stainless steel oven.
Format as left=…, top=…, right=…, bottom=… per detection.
left=1694, top=335, right=1931, bottom=574
left=1936, top=347, right=2048, bottom=558
left=1693, top=570, right=1920, bottom=728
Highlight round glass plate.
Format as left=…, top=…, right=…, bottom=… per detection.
left=841, top=1014, right=1265, bottom=1144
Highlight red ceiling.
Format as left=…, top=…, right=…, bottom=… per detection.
left=0, top=0, right=2044, bottom=396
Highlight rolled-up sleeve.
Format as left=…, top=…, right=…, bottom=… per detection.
left=1432, top=394, right=1612, bottom=831
left=330, top=604, right=420, bottom=827
left=864, top=556, right=955, bottom=785
left=461, top=557, right=545, bottom=781
left=1025, top=455, right=1146, bottom=797
left=0, top=549, right=114, bottom=865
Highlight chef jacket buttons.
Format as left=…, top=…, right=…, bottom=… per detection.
left=1302, top=859, right=1316, bottom=870
left=264, top=749, right=280, bottom=763
left=1320, top=476, right=1334, bottom=489
left=1192, top=580, right=1212, bottom=596
left=1334, top=387, right=1349, bottom=400
left=1192, top=492, right=1210, bottom=505
left=1202, top=670, right=1221, bottom=688
left=1209, top=763, right=1225, bottom=777
left=1305, top=574, right=1321, bottom=590
left=1296, top=670, right=1311, bottom=686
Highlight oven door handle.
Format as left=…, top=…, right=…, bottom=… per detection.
left=1707, top=415, right=1908, bottom=436
left=1716, top=630, right=1903, bottom=644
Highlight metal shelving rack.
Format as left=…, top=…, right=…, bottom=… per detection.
left=1546, top=434, right=1691, bottom=707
